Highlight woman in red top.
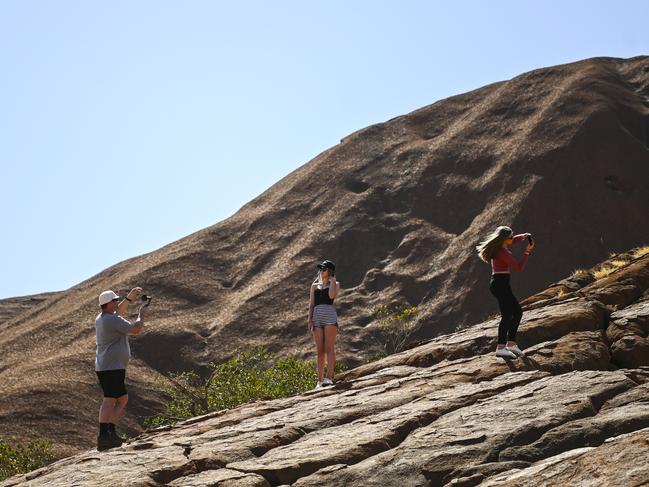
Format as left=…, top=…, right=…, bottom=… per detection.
left=477, top=226, right=535, bottom=358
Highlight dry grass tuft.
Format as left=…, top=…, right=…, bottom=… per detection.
left=571, top=269, right=590, bottom=277
left=632, top=246, right=649, bottom=259
left=593, top=259, right=628, bottom=279
left=593, top=267, right=614, bottom=279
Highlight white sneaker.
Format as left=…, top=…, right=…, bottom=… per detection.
left=495, top=348, right=517, bottom=359
left=507, top=345, right=525, bottom=357
left=322, top=378, right=334, bottom=386
left=314, top=382, right=323, bottom=389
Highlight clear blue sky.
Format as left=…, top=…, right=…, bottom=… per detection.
left=1, top=1, right=647, bottom=299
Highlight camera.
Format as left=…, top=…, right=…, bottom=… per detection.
left=141, top=294, right=152, bottom=307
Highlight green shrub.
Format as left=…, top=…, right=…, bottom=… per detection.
left=144, top=347, right=343, bottom=429
left=0, top=438, right=55, bottom=481
left=369, top=304, right=420, bottom=355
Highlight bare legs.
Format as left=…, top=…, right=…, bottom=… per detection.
left=99, top=395, right=128, bottom=424
left=312, top=328, right=326, bottom=383
left=324, top=325, right=337, bottom=380
left=312, top=325, right=338, bottom=383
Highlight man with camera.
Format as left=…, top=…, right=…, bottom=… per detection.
left=95, top=287, right=151, bottom=451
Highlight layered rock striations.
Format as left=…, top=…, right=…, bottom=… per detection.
left=3, top=250, right=649, bottom=486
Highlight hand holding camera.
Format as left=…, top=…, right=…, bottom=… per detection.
left=126, top=287, right=143, bottom=301
left=526, top=234, right=535, bottom=254
left=138, top=294, right=152, bottom=316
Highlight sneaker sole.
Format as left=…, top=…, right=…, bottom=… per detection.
left=495, top=353, right=517, bottom=359
left=507, top=349, right=525, bottom=357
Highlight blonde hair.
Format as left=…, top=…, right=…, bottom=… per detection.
left=313, top=271, right=322, bottom=287
left=476, top=226, right=514, bottom=263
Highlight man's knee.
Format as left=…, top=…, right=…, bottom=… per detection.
left=116, top=394, right=128, bottom=405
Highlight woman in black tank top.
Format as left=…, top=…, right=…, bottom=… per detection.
left=313, top=287, right=335, bottom=306
left=308, top=260, right=340, bottom=388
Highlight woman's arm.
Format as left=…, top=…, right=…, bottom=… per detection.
left=512, top=234, right=530, bottom=245
left=502, top=249, right=529, bottom=272
left=328, top=280, right=339, bottom=300
left=308, top=285, right=315, bottom=330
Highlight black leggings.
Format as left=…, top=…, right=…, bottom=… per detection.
left=489, top=274, right=523, bottom=344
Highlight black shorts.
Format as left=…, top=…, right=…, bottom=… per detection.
left=96, top=369, right=127, bottom=398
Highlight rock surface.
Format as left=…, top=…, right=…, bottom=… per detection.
left=3, top=252, right=649, bottom=486
left=481, top=428, right=649, bottom=487
left=608, top=300, right=649, bottom=368
left=1, top=55, right=649, bottom=455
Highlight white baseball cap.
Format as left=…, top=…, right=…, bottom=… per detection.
left=98, top=290, right=120, bottom=306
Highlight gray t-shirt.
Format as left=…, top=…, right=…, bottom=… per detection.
left=95, top=312, right=135, bottom=371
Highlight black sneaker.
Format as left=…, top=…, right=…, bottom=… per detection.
left=97, top=433, right=122, bottom=451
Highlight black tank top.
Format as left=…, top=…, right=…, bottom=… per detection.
left=314, top=286, right=334, bottom=306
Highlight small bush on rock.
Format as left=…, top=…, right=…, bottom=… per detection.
left=144, top=347, right=342, bottom=429
left=369, top=304, right=419, bottom=355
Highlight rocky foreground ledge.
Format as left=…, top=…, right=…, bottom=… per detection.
left=4, top=253, right=649, bottom=487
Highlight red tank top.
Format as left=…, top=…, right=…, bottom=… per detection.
left=491, top=234, right=529, bottom=274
